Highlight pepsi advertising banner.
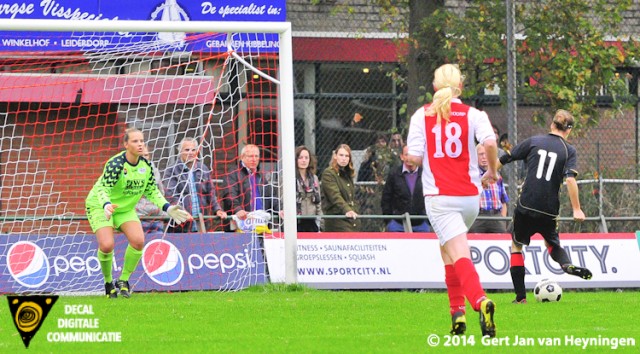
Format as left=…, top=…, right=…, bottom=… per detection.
left=0, top=232, right=267, bottom=294
left=0, top=0, right=285, bottom=52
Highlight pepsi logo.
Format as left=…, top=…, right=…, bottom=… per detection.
left=142, top=240, right=184, bottom=286
left=7, top=241, right=50, bottom=288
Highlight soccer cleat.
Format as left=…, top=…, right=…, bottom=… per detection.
left=512, top=298, right=527, bottom=304
left=479, top=299, right=496, bottom=338
left=449, top=311, right=467, bottom=335
left=105, top=281, right=117, bottom=299
left=115, top=279, right=131, bottom=298
left=563, top=264, right=593, bottom=280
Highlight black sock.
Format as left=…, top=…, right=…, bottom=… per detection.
left=548, top=245, right=571, bottom=267
left=510, top=266, right=526, bottom=300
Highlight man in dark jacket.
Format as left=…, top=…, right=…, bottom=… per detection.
left=221, top=144, right=278, bottom=232
left=381, top=145, right=430, bottom=232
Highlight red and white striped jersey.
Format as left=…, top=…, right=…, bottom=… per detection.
left=406, top=98, right=495, bottom=196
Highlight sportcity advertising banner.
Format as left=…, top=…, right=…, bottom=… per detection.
left=0, top=232, right=266, bottom=293
left=264, top=232, right=640, bottom=289
left=0, top=0, right=285, bottom=52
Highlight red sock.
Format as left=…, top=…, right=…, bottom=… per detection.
left=445, top=265, right=466, bottom=315
left=453, top=257, right=486, bottom=312
left=511, top=252, right=524, bottom=267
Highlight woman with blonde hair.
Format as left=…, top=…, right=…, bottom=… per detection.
left=406, top=64, right=498, bottom=337
left=86, top=127, right=192, bottom=298
left=320, top=144, right=360, bottom=232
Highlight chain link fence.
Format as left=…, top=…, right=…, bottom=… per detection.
left=288, top=1, right=640, bottom=232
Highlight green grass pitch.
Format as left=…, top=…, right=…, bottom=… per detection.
left=0, top=286, right=638, bottom=353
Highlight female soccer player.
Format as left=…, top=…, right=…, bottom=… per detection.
left=500, top=109, right=591, bottom=304
left=406, top=64, right=498, bottom=337
left=85, top=128, right=192, bottom=298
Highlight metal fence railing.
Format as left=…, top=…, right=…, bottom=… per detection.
left=2, top=179, right=638, bottom=235
left=335, top=179, right=640, bottom=234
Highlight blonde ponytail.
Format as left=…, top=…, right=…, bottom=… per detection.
left=425, top=64, right=463, bottom=124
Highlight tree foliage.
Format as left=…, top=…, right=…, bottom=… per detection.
left=422, top=0, right=640, bottom=129
left=316, top=0, right=639, bottom=130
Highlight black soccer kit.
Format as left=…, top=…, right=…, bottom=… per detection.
left=499, top=133, right=578, bottom=248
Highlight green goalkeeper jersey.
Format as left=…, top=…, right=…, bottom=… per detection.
left=86, top=151, right=169, bottom=213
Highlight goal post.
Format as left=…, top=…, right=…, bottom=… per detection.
left=0, top=18, right=298, bottom=293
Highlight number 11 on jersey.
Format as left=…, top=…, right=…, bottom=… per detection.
left=536, top=149, right=557, bottom=181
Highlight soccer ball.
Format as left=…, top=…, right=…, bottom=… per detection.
left=534, top=279, right=562, bottom=302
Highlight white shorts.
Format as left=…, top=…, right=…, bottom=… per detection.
left=425, top=195, right=480, bottom=246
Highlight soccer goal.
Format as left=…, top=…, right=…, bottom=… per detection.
left=0, top=19, right=297, bottom=295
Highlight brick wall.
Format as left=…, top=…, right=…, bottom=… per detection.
left=485, top=105, right=638, bottom=176
left=287, top=0, right=406, bottom=35
left=1, top=104, right=121, bottom=234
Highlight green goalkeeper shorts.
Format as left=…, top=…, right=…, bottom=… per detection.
left=86, top=206, right=140, bottom=233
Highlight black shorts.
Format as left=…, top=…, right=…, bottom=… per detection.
left=511, top=207, right=561, bottom=248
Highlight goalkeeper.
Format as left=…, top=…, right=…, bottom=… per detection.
left=85, top=127, right=192, bottom=298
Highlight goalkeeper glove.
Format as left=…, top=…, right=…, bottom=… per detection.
left=103, top=203, right=118, bottom=220
left=167, top=205, right=192, bottom=224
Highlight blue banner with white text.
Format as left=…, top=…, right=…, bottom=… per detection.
left=0, top=0, right=285, bottom=51
left=0, top=232, right=267, bottom=294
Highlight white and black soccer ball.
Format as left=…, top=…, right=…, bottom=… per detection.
left=534, top=279, right=562, bottom=302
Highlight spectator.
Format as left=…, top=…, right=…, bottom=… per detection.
left=492, top=126, right=507, bottom=161
left=499, top=133, right=512, bottom=153
left=406, top=63, right=497, bottom=337
left=222, top=144, right=276, bottom=231
left=387, top=132, right=404, bottom=173
left=468, top=144, right=509, bottom=233
left=321, top=144, right=360, bottom=232
left=295, top=146, right=322, bottom=232
left=357, top=133, right=392, bottom=229
left=381, top=145, right=430, bottom=232
left=357, top=133, right=388, bottom=182
left=389, top=132, right=404, bottom=151
left=498, top=132, right=527, bottom=184
left=164, top=137, right=226, bottom=233
left=135, top=145, right=165, bottom=233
